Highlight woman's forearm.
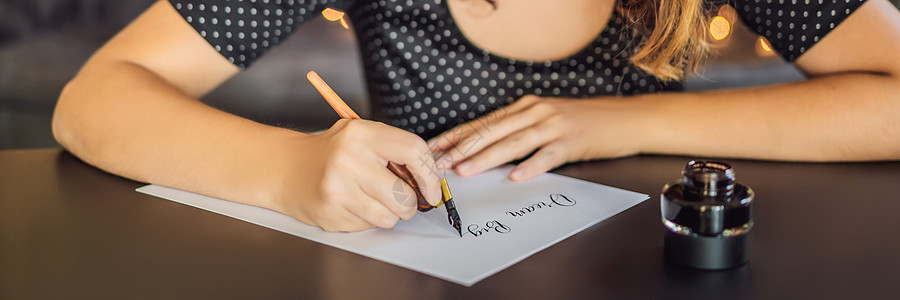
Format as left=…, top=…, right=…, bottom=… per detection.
left=631, top=72, right=900, bottom=161
left=53, top=60, right=308, bottom=209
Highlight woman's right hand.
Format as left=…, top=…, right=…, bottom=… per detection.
left=270, top=119, right=443, bottom=232
left=49, top=1, right=434, bottom=234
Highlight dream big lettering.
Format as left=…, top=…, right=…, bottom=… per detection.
left=506, top=193, right=577, bottom=217
left=464, top=193, right=577, bottom=238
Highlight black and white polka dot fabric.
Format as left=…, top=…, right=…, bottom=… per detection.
left=170, top=0, right=865, bottom=138
left=737, top=0, right=866, bottom=61
left=169, top=0, right=350, bottom=67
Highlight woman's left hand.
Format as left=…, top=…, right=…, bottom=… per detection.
left=428, top=95, right=649, bottom=181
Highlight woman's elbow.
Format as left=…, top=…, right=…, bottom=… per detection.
left=52, top=78, right=87, bottom=154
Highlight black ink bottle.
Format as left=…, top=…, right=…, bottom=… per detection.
left=661, top=161, right=754, bottom=270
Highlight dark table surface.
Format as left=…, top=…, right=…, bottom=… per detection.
left=2, top=148, right=899, bottom=299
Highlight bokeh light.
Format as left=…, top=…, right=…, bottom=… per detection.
left=322, top=8, right=349, bottom=29
left=756, top=37, right=775, bottom=56
left=709, top=16, right=731, bottom=41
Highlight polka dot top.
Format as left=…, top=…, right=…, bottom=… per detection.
left=170, top=0, right=866, bottom=139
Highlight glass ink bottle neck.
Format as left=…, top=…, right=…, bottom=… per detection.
left=682, top=161, right=735, bottom=200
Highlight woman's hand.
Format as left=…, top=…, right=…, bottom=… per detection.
left=428, top=95, right=651, bottom=181
left=272, top=119, right=442, bottom=232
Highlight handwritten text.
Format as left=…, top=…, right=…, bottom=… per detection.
left=506, top=194, right=576, bottom=217
left=467, top=220, right=511, bottom=237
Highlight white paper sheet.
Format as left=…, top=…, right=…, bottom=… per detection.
left=136, top=167, right=647, bottom=286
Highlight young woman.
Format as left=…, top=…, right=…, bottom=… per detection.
left=52, top=0, right=900, bottom=232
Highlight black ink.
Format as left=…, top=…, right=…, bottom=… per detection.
left=485, top=220, right=511, bottom=234
left=505, top=194, right=576, bottom=217
left=467, top=220, right=510, bottom=237
left=468, top=194, right=575, bottom=238
left=550, top=193, right=576, bottom=207
left=506, top=201, right=551, bottom=217
left=467, top=224, right=486, bottom=237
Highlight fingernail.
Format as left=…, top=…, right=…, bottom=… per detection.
left=456, top=162, right=473, bottom=174
left=510, top=169, right=524, bottom=181
left=432, top=189, right=442, bottom=206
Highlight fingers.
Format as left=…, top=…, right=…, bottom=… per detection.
left=356, top=165, right=419, bottom=221
left=509, top=143, right=569, bottom=182
left=454, top=124, right=557, bottom=177
left=430, top=97, right=555, bottom=171
left=394, top=155, right=443, bottom=207
left=427, top=112, right=494, bottom=153
left=314, top=204, right=377, bottom=232
left=330, top=119, right=443, bottom=206
left=367, top=124, right=443, bottom=206
left=435, top=104, right=554, bottom=170
left=315, top=170, right=411, bottom=231
left=343, top=201, right=401, bottom=229
left=427, top=95, right=540, bottom=152
left=307, top=119, right=444, bottom=232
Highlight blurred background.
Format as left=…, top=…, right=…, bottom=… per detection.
left=1, top=0, right=898, bottom=149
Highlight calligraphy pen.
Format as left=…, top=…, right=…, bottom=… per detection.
left=306, top=71, right=463, bottom=237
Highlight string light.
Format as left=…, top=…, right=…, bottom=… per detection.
left=322, top=8, right=349, bottom=29
left=759, top=38, right=773, bottom=52
left=709, top=16, right=731, bottom=41
left=756, top=37, right=775, bottom=56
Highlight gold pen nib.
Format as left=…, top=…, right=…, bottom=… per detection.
left=440, top=178, right=463, bottom=237
left=439, top=178, right=452, bottom=206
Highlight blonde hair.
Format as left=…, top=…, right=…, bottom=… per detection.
left=618, top=0, right=711, bottom=82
